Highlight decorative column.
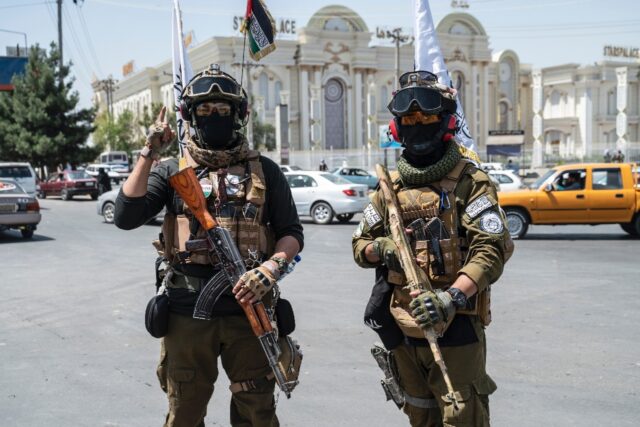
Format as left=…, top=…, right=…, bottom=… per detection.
left=367, top=76, right=377, bottom=147
left=471, top=63, right=479, bottom=142
left=578, top=83, right=593, bottom=158
left=482, top=63, right=489, bottom=151
left=531, top=70, right=544, bottom=167
left=310, top=85, right=322, bottom=149
left=354, top=71, right=363, bottom=148
left=299, top=69, right=310, bottom=150
left=616, top=67, right=629, bottom=154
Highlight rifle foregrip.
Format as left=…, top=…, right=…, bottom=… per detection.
left=240, top=300, right=265, bottom=335
left=169, top=167, right=218, bottom=230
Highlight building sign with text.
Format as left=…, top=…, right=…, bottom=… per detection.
left=233, top=16, right=296, bottom=36
left=603, top=45, right=640, bottom=59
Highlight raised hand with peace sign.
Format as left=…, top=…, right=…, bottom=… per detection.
left=143, top=106, right=176, bottom=160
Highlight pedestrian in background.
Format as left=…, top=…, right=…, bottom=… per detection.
left=319, top=159, right=328, bottom=171
left=97, top=167, right=111, bottom=195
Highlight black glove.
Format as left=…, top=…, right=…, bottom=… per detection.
left=373, top=237, right=402, bottom=272
left=409, top=289, right=456, bottom=335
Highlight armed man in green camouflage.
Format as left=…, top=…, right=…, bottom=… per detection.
left=353, top=70, right=513, bottom=426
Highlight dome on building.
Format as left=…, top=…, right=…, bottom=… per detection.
left=436, top=12, right=487, bottom=36
left=306, top=5, right=369, bottom=33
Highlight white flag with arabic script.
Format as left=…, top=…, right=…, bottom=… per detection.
left=172, top=0, right=194, bottom=156
left=414, top=0, right=477, bottom=154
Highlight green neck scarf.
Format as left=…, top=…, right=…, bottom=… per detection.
left=397, top=141, right=462, bottom=186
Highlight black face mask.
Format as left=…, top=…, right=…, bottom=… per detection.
left=195, top=113, right=236, bottom=150
left=400, top=122, right=446, bottom=167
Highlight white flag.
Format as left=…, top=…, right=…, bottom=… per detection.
left=172, top=0, right=194, bottom=156
left=414, top=0, right=477, bottom=155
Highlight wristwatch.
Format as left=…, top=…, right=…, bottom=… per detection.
left=140, top=144, right=159, bottom=161
left=269, top=256, right=289, bottom=277
left=446, top=287, right=468, bottom=309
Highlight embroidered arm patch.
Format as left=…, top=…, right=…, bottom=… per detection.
left=363, top=203, right=382, bottom=227
left=465, top=195, right=493, bottom=219
left=479, top=211, right=504, bottom=234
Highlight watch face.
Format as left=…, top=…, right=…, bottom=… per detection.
left=499, top=62, right=512, bottom=83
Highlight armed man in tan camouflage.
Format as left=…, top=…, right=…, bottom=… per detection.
left=353, top=70, right=513, bottom=426
left=115, top=64, right=303, bottom=427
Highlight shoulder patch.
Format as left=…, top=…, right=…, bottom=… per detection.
left=352, top=219, right=365, bottom=238
left=363, top=203, right=382, bottom=227
left=479, top=211, right=504, bottom=234
left=465, top=195, right=493, bottom=219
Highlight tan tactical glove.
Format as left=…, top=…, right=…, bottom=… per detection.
left=144, top=106, right=175, bottom=160
left=235, top=263, right=278, bottom=303
left=409, top=289, right=456, bottom=336
left=373, top=237, right=402, bottom=272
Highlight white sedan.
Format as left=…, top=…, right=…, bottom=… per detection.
left=0, top=179, right=41, bottom=239
left=285, top=171, right=369, bottom=224
left=488, top=170, right=524, bottom=192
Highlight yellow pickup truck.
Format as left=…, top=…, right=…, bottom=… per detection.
left=499, top=163, right=639, bottom=238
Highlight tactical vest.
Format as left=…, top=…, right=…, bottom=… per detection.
left=158, top=150, right=276, bottom=273
left=387, top=159, right=493, bottom=339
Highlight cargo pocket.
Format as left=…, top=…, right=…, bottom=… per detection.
left=168, top=368, right=197, bottom=401
left=156, top=342, right=168, bottom=393
left=472, top=374, right=497, bottom=420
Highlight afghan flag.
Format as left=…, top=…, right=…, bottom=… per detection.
left=241, top=0, right=277, bottom=61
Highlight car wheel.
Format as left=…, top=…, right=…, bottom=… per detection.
left=505, top=208, right=529, bottom=239
left=61, top=189, right=72, bottom=201
left=336, top=213, right=355, bottom=223
left=620, top=215, right=640, bottom=237
left=102, top=202, right=116, bottom=224
left=311, top=202, right=333, bottom=225
left=21, top=228, right=34, bottom=239
left=38, top=190, right=46, bottom=199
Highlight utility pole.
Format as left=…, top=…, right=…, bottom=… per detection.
left=57, top=0, right=63, bottom=85
left=232, top=60, right=263, bottom=149
left=94, top=75, right=118, bottom=119
left=386, top=28, right=412, bottom=89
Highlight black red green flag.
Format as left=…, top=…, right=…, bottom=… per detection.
left=241, top=0, right=277, bottom=61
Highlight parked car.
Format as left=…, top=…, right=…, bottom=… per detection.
left=279, top=165, right=303, bottom=173
left=480, top=162, right=504, bottom=172
left=285, top=171, right=369, bottom=224
left=0, top=179, right=41, bottom=239
left=331, top=167, right=378, bottom=190
left=99, top=150, right=129, bottom=167
left=499, top=162, right=640, bottom=238
left=0, top=162, right=38, bottom=197
left=97, top=189, right=165, bottom=224
left=39, top=170, right=98, bottom=200
left=488, top=170, right=524, bottom=192
left=85, top=163, right=130, bottom=184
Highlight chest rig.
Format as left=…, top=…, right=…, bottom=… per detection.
left=159, top=151, right=275, bottom=271
left=387, top=159, right=489, bottom=339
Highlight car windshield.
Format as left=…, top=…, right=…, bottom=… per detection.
left=67, top=171, right=92, bottom=180
left=289, top=165, right=302, bottom=171
left=321, top=173, right=352, bottom=184
left=531, top=169, right=556, bottom=189
left=0, top=180, right=26, bottom=194
left=0, top=166, right=32, bottom=178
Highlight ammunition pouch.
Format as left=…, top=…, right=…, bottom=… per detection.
left=364, top=267, right=404, bottom=350
left=145, top=292, right=169, bottom=338
left=275, top=298, right=296, bottom=336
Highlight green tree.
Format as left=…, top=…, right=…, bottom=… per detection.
left=92, top=109, right=137, bottom=154
left=0, top=43, right=96, bottom=176
left=252, top=112, right=276, bottom=151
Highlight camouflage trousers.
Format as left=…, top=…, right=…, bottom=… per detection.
left=392, top=317, right=497, bottom=427
left=157, top=313, right=278, bottom=427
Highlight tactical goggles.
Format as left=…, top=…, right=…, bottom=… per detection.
left=400, top=112, right=440, bottom=126
left=398, top=70, right=438, bottom=88
left=195, top=101, right=233, bottom=117
left=185, top=76, right=241, bottom=99
left=388, top=86, right=444, bottom=116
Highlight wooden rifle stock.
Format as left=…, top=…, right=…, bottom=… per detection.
left=169, top=167, right=218, bottom=231
left=374, top=164, right=460, bottom=410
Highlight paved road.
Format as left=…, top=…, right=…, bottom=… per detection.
left=1, top=197, right=639, bottom=426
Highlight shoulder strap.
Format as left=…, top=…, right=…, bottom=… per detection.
left=439, top=159, right=472, bottom=193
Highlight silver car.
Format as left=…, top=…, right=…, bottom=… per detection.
left=0, top=179, right=41, bottom=239
left=285, top=171, right=369, bottom=224
left=97, top=189, right=165, bottom=224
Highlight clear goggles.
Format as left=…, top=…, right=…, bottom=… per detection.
left=195, top=101, right=233, bottom=117
left=387, top=86, right=443, bottom=116
left=185, top=76, right=241, bottom=99
left=398, top=70, right=438, bottom=88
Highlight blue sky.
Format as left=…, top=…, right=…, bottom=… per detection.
left=1, top=0, right=639, bottom=108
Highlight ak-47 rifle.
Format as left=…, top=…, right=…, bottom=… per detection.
left=374, top=164, right=460, bottom=410
left=169, top=167, right=296, bottom=398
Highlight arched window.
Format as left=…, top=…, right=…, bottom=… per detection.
left=259, top=72, right=269, bottom=109
left=274, top=81, right=282, bottom=106
left=380, top=86, right=388, bottom=111
left=324, top=17, right=350, bottom=32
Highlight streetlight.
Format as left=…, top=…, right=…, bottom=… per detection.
left=0, top=28, right=28, bottom=56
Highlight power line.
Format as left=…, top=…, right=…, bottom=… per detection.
left=62, top=3, right=95, bottom=80
left=0, top=1, right=53, bottom=10
left=75, top=5, right=104, bottom=76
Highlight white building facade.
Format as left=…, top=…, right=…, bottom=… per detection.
left=92, top=7, right=541, bottom=167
